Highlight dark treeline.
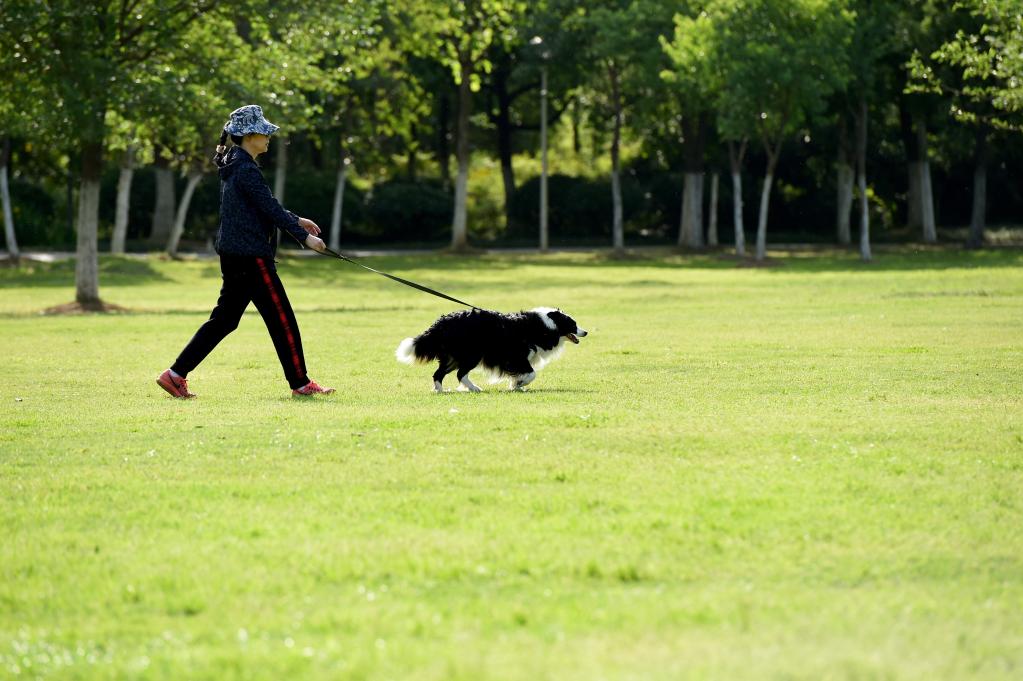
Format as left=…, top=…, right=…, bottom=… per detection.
left=0, top=0, right=1020, bottom=304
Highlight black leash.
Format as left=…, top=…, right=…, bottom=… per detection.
left=315, top=245, right=481, bottom=310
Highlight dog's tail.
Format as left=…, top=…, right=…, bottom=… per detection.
left=395, top=337, right=418, bottom=365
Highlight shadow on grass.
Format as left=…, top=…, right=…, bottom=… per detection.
left=3, top=247, right=1020, bottom=294
left=0, top=257, right=175, bottom=288
left=283, top=245, right=1023, bottom=280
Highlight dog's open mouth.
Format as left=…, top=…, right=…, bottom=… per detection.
left=567, top=333, right=580, bottom=344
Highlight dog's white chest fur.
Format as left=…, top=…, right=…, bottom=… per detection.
left=527, top=337, right=566, bottom=370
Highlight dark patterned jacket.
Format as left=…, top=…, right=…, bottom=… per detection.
left=214, top=146, right=309, bottom=259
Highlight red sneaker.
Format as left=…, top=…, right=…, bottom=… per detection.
left=157, top=369, right=196, bottom=399
left=292, top=380, right=335, bottom=396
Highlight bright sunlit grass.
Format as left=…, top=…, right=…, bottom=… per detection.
left=1, top=247, right=1022, bottom=679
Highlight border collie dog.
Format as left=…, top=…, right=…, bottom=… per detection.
left=396, top=307, right=587, bottom=392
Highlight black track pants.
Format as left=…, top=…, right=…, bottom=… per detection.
left=171, top=256, right=308, bottom=389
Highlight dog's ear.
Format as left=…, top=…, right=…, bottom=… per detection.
left=547, top=309, right=573, bottom=330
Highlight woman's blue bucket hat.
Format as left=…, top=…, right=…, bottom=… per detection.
left=224, top=104, right=280, bottom=136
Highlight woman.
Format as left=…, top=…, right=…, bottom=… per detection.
left=157, top=104, right=334, bottom=398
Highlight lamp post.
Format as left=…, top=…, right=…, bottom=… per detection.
left=531, top=36, right=550, bottom=251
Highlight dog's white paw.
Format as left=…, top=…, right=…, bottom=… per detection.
left=459, top=376, right=482, bottom=392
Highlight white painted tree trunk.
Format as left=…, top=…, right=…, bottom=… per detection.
left=274, top=136, right=287, bottom=202
left=754, top=172, right=773, bottom=261
left=149, top=161, right=175, bottom=247
left=166, top=171, right=202, bottom=256
left=679, top=172, right=704, bottom=248
left=608, top=63, right=624, bottom=255
left=329, top=163, right=348, bottom=251
left=858, top=171, right=870, bottom=262
left=111, top=146, right=135, bottom=254
left=76, top=177, right=101, bottom=305
left=920, top=161, right=936, bottom=243
left=907, top=160, right=922, bottom=230
left=274, top=137, right=287, bottom=249
left=836, top=162, right=854, bottom=245
left=968, top=129, right=988, bottom=248
left=969, top=162, right=986, bottom=247
left=0, top=140, right=18, bottom=259
left=539, top=65, right=549, bottom=251
left=451, top=59, right=472, bottom=251
left=611, top=168, right=624, bottom=253
left=731, top=171, right=745, bottom=257
left=452, top=162, right=469, bottom=250
left=856, top=99, right=871, bottom=262
left=915, top=122, right=937, bottom=243
left=707, top=172, right=719, bottom=247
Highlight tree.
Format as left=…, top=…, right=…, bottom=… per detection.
left=909, top=0, right=1023, bottom=248
left=310, top=2, right=427, bottom=249
left=663, top=0, right=851, bottom=259
left=839, top=0, right=901, bottom=261
left=404, top=1, right=525, bottom=251
left=571, top=0, right=672, bottom=255
left=662, top=3, right=723, bottom=249
left=701, top=0, right=852, bottom=261
left=2, top=1, right=220, bottom=308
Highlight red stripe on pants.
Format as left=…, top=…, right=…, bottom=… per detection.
left=255, top=259, right=303, bottom=379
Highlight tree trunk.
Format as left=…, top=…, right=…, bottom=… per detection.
left=728, top=140, right=746, bottom=257
left=967, top=127, right=988, bottom=249
left=76, top=142, right=103, bottom=307
left=907, top=159, right=922, bottom=229
left=274, top=136, right=288, bottom=202
left=1, top=137, right=18, bottom=260
left=707, top=172, right=719, bottom=247
left=678, top=113, right=706, bottom=248
left=755, top=171, right=774, bottom=261
left=856, top=98, right=871, bottom=262
left=539, top=65, right=549, bottom=251
left=438, top=91, right=451, bottom=192
left=920, top=159, right=936, bottom=243
left=837, top=162, right=854, bottom=245
left=451, top=56, right=472, bottom=251
left=679, top=173, right=704, bottom=248
left=609, top=64, right=624, bottom=255
left=329, top=155, right=348, bottom=251
left=836, top=119, right=853, bottom=245
left=149, top=154, right=175, bottom=247
left=899, top=105, right=922, bottom=231
left=917, top=119, right=937, bottom=243
left=273, top=137, right=288, bottom=249
left=167, top=170, right=202, bottom=256
left=111, top=145, right=135, bottom=254
left=493, top=58, right=516, bottom=226
left=571, top=98, right=582, bottom=154
left=755, top=140, right=780, bottom=261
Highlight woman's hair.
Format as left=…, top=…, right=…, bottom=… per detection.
left=212, top=128, right=230, bottom=167
left=213, top=127, right=251, bottom=167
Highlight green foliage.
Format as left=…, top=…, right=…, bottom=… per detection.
left=365, top=181, right=453, bottom=241
left=908, top=0, right=1023, bottom=131
left=8, top=178, right=64, bottom=247
left=402, top=0, right=527, bottom=88
left=669, top=0, right=853, bottom=146
left=507, top=173, right=652, bottom=240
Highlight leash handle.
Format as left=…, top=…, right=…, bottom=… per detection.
left=317, top=245, right=481, bottom=310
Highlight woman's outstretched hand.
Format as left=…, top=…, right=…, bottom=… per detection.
left=305, top=235, right=326, bottom=252
left=298, top=217, right=321, bottom=236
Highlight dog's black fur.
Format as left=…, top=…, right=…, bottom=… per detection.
left=396, top=307, right=587, bottom=391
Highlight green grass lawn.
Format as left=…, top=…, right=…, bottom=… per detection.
left=1, top=247, right=1022, bottom=680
